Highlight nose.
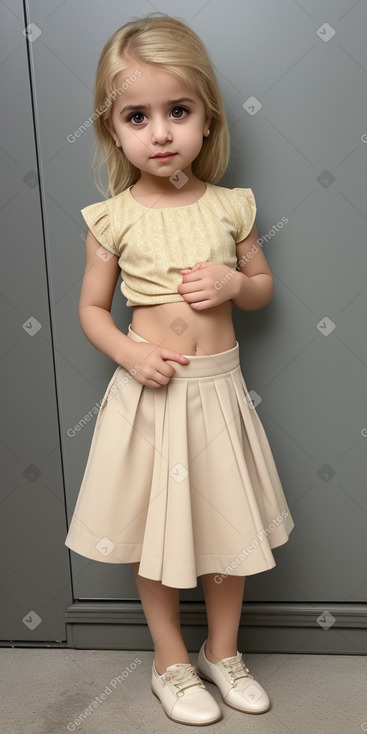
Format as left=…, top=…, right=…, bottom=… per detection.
left=151, top=114, right=172, bottom=144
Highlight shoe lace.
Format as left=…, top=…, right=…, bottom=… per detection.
left=222, top=654, right=254, bottom=685
left=165, top=664, right=205, bottom=697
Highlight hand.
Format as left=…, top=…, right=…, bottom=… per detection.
left=178, top=261, right=238, bottom=310
left=121, top=341, right=190, bottom=389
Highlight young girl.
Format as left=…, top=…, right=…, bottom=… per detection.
left=65, top=12, right=294, bottom=726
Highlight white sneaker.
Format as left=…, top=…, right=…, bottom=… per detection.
left=151, top=660, right=222, bottom=725
left=197, top=640, right=271, bottom=714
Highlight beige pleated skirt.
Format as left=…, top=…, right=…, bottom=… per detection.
left=65, top=324, right=294, bottom=588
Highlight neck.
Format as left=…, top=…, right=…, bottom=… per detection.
left=133, top=168, right=203, bottom=196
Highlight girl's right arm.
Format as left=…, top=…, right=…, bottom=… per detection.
left=78, top=230, right=190, bottom=388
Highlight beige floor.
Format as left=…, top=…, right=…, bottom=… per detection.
left=1, top=648, right=366, bottom=733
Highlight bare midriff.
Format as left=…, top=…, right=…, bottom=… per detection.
left=131, top=299, right=236, bottom=356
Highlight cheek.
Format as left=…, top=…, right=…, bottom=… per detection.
left=119, top=129, right=143, bottom=150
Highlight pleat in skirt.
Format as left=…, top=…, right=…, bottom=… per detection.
left=65, top=324, right=294, bottom=588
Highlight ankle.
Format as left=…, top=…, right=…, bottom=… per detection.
left=205, top=640, right=237, bottom=664
left=154, top=645, right=191, bottom=676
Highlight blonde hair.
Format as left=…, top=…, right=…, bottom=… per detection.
left=91, top=12, right=230, bottom=197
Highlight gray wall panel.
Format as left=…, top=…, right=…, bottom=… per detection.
left=3, top=0, right=366, bottom=641
left=0, top=0, right=72, bottom=641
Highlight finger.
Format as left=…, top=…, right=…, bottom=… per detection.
left=183, top=292, right=210, bottom=306
left=179, top=287, right=214, bottom=303
left=161, top=351, right=190, bottom=364
left=180, top=289, right=208, bottom=303
left=188, top=262, right=204, bottom=271
left=189, top=299, right=213, bottom=310
left=180, top=262, right=203, bottom=273
left=138, top=373, right=165, bottom=389
left=177, top=280, right=206, bottom=296
left=153, top=379, right=171, bottom=389
left=146, top=367, right=173, bottom=385
left=147, top=379, right=163, bottom=389
left=179, top=272, right=206, bottom=286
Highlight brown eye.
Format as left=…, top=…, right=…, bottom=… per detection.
left=171, top=107, right=188, bottom=119
left=129, top=112, right=145, bottom=124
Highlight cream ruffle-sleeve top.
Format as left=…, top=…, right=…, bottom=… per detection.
left=81, top=183, right=257, bottom=307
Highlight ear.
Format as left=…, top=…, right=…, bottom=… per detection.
left=205, top=110, right=212, bottom=132
left=103, top=117, right=121, bottom=147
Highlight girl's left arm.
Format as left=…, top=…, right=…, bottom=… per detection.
left=230, top=221, right=274, bottom=311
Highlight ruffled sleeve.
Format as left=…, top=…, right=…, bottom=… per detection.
left=80, top=200, right=119, bottom=256
left=232, top=188, right=257, bottom=243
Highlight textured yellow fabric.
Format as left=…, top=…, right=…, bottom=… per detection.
left=81, top=182, right=256, bottom=307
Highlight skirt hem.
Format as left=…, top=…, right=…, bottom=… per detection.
left=65, top=519, right=294, bottom=588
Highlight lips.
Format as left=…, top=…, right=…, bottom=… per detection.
left=152, top=153, right=176, bottom=159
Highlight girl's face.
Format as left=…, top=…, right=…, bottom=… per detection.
left=105, top=62, right=211, bottom=183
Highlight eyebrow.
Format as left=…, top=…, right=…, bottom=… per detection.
left=119, top=97, right=196, bottom=115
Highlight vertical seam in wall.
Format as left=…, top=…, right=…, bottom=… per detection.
left=22, top=0, right=75, bottom=602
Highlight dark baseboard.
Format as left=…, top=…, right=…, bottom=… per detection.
left=65, top=602, right=367, bottom=654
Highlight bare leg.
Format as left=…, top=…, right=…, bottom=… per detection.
left=201, top=573, right=246, bottom=663
left=132, top=562, right=190, bottom=675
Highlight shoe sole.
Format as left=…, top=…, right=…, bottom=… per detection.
left=151, top=687, right=223, bottom=726
left=197, top=668, right=271, bottom=715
